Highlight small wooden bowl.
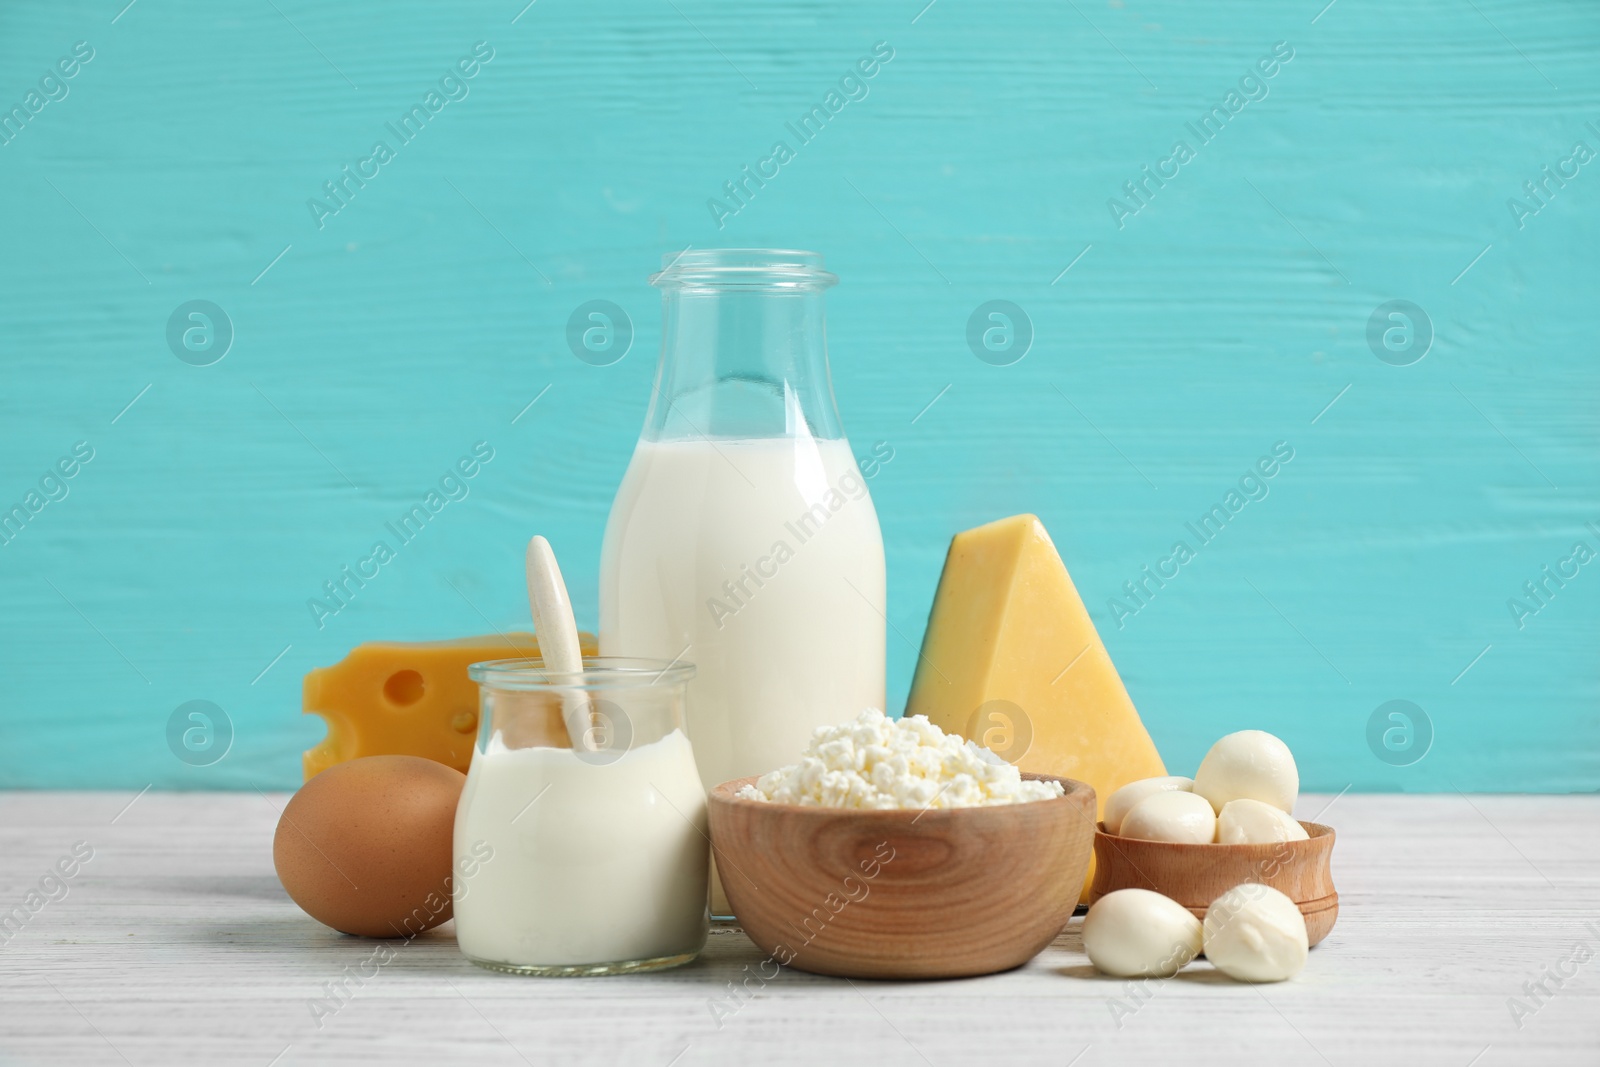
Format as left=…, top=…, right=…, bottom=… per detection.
left=708, top=774, right=1096, bottom=979
left=1089, top=821, right=1338, bottom=946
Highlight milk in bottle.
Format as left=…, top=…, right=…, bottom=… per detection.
left=599, top=250, right=887, bottom=915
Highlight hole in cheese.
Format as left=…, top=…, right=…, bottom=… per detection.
left=383, top=669, right=426, bottom=707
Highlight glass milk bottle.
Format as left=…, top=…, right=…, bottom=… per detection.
left=599, top=249, right=887, bottom=915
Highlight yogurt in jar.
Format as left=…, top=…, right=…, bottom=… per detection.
left=452, top=728, right=710, bottom=971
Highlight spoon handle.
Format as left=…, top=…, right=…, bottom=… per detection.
left=525, top=535, right=591, bottom=750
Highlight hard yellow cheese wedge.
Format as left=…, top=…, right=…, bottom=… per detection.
left=905, top=515, right=1166, bottom=900
left=302, top=632, right=597, bottom=780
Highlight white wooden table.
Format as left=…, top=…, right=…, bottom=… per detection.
left=1, top=792, right=1596, bottom=1066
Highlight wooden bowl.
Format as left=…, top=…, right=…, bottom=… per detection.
left=708, top=774, right=1096, bottom=979
left=1089, top=821, right=1338, bottom=946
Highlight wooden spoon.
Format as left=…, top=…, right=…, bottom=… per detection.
left=524, top=535, right=592, bottom=751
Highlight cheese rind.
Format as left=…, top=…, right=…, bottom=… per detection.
left=905, top=514, right=1166, bottom=898
left=302, top=632, right=597, bottom=779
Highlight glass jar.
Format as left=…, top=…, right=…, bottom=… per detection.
left=452, top=657, right=708, bottom=976
left=598, top=249, right=887, bottom=917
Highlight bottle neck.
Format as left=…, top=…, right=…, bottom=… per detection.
left=643, top=287, right=843, bottom=442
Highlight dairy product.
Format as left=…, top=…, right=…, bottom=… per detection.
left=1082, top=888, right=1203, bottom=978
left=903, top=514, right=1166, bottom=897
left=735, top=708, right=1064, bottom=809
left=600, top=438, right=886, bottom=788
left=1216, top=798, right=1310, bottom=845
left=301, top=632, right=597, bottom=778
left=599, top=436, right=886, bottom=907
left=1202, top=883, right=1309, bottom=982
left=1103, top=776, right=1194, bottom=836
left=1193, top=730, right=1299, bottom=814
left=1119, top=790, right=1217, bottom=844
left=452, top=728, right=709, bottom=969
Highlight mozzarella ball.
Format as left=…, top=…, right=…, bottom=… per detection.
left=1193, top=730, right=1299, bottom=814
left=1202, top=883, right=1309, bottom=982
left=1216, top=799, right=1310, bottom=845
left=1103, top=776, right=1194, bottom=836
left=1083, top=889, right=1203, bottom=978
left=1120, top=790, right=1216, bottom=844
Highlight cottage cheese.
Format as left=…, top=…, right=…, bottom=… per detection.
left=734, top=709, right=1065, bottom=809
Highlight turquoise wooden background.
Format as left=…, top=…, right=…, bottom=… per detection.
left=2, top=0, right=1596, bottom=792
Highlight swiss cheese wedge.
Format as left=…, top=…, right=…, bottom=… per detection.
left=905, top=515, right=1166, bottom=900
left=302, top=632, right=597, bottom=779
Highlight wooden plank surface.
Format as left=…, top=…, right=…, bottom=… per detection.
left=2, top=791, right=1597, bottom=1065
left=2, top=0, right=1599, bottom=794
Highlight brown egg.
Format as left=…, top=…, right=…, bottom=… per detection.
left=274, top=755, right=465, bottom=938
